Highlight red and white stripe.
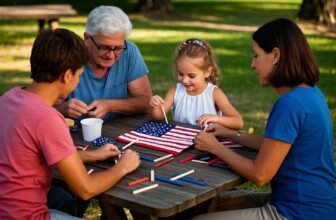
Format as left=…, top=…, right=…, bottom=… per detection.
left=117, top=126, right=201, bottom=155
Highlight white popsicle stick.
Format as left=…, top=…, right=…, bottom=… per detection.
left=133, top=184, right=158, bottom=195
left=150, top=170, right=155, bottom=182
left=170, top=169, right=195, bottom=181
left=154, top=153, right=173, bottom=163
left=160, top=104, right=168, bottom=124
left=191, top=159, right=207, bottom=164
left=122, top=138, right=139, bottom=150
left=203, top=124, right=209, bottom=132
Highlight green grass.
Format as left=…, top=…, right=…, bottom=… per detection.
left=0, top=0, right=335, bottom=218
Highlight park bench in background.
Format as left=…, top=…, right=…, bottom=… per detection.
left=0, top=4, right=77, bottom=33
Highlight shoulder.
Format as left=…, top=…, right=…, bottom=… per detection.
left=125, top=40, right=142, bottom=54
left=168, top=84, right=177, bottom=94
left=212, top=84, right=227, bottom=99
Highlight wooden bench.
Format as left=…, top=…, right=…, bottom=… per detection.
left=0, top=4, right=77, bottom=33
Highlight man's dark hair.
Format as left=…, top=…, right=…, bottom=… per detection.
left=30, top=28, right=88, bottom=82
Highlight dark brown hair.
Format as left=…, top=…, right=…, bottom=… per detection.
left=30, top=28, right=88, bottom=82
left=174, top=38, right=221, bottom=85
left=252, top=18, right=319, bottom=87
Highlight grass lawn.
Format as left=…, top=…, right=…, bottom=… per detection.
left=0, top=0, right=335, bottom=219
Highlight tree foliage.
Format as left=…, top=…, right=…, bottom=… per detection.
left=298, top=0, right=336, bottom=31
left=135, top=0, right=174, bottom=13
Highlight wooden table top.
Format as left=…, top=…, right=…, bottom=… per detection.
left=0, top=4, right=77, bottom=20
left=71, top=115, right=256, bottom=218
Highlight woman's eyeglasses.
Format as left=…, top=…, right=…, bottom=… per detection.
left=89, top=36, right=127, bottom=55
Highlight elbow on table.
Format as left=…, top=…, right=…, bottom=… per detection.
left=76, top=189, right=96, bottom=201
left=251, top=174, right=271, bottom=187
left=74, top=185, right=99, bottom=201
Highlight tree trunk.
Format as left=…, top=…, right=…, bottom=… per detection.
left=298, top=0, right=336, bottom=31
left=136, top=0, right=174, bottom=13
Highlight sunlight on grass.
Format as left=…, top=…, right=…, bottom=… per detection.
left=308, top=37, right=336, bottom=51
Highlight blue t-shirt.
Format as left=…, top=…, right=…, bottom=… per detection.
left=67, top=40, right=149, bottom=121
left=265, top=86, right=336, bottom=220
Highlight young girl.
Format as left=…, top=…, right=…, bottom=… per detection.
left=150, top=38, right=243, bottom=130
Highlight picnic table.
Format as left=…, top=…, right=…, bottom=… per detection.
left=69, top=115, right=257, bottom=219
left=0, top=4, right=77, bottom=33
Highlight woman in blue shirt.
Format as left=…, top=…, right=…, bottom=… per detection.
left=193, top=18, right=336, bottom=220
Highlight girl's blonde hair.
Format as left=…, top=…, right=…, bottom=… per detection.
left=173, top=38, right=221, bottom=85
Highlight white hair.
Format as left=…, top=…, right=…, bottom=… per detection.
left=85, top=6, right=132, bottom=36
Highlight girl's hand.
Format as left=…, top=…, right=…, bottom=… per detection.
left=197, top=114, right=218, bottom=128
left=150, top=95, right=165, bottom=108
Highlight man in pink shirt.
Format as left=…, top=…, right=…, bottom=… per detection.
left=0, top=28, right=140, bottom=220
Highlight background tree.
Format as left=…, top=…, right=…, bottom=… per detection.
left=298, top=0, right=336, bottom=31
left=135, top=0, right=174, bottom=13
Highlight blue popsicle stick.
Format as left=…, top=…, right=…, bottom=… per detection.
left=139, top=154, right=155, bottom=162
left=171, top=174, right=207, bottom=186
left=155, top=175, right=185, bottom=186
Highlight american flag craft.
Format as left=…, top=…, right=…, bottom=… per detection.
left=116, top=121, right=201, bottom=155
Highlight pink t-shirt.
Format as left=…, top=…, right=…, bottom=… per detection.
left=0, top=87, right=77, bottom=220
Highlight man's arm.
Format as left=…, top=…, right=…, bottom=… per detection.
left=87, top=75, right=152, bottom=118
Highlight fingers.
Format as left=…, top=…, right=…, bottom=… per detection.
left=150, top=95, right=164, bottom=107
left=68, top=99, right=89, bottom=118
left=102, top=144, right=120, bottom=154
left=197, top=114, right=210, bottom=128
left=118, top=150, right=141, bottom=174
left=87, top=110, right=105, bottom=119
left=87, top=101, right=108, bottom=119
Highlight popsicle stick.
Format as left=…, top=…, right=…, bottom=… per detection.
left=128, top=177, right=150, bottom=186
left=154, top=157, right=174, bottom=168
left=179, top=154, right=197, bottom=163
left=175, top=176, right=207, bottom=186
left=203, top=124, right=209, bottom=132
left=139, top=154, right=155, bottom=162
left=160, top=104, right=168, bottom=124
left=191, top=159, right=207, bottom=164
left=122, top=138, right=139, bottom=150
left=154, top=154, right=173, bottom=163
left=170, top=169, right=194, bottom=181
left=155, top=176, right=185, bottom=186
left=150, top=170, right=155, bottom=182
left=133, top=184, right=158, bottom=194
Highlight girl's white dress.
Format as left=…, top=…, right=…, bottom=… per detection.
left=171, top=82, right=222, bottom=125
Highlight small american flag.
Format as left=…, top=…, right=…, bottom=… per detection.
left=116, top=121, right=201, bottom=155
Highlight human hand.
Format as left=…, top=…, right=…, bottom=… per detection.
left=63, top=98, right=89, bottom=119
left=87, top=99, right=110, bottom=119
left=150, top=95, right=164, bottom=108
left=194, top=131, right=222, bottom=154
left=197, top=114, right=219, bottom=129
left=93, top=144, right=120, bottom=161
left=117, top=150, right=141, bottom=174
left=206, top=123, right=234, bottom=138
